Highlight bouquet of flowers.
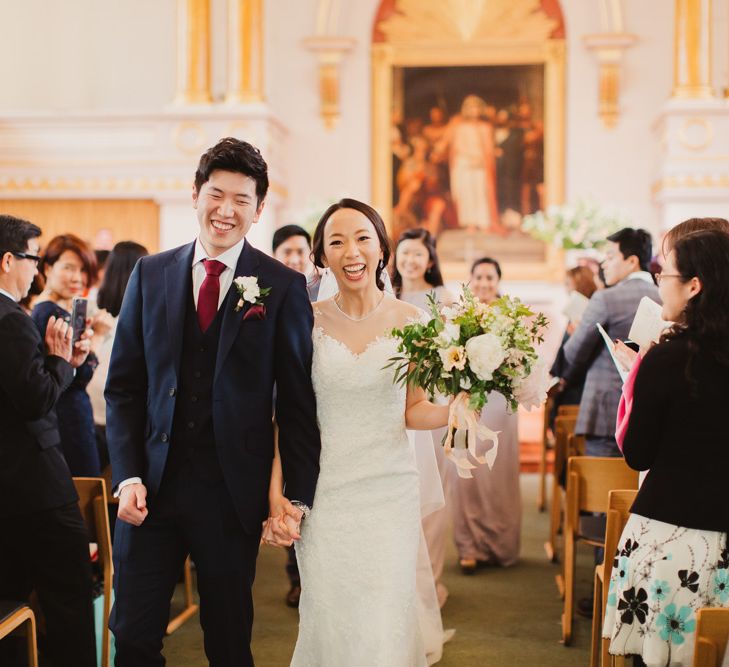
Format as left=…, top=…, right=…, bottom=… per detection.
left=521, top=199, right=626, bottom=250
left=388, top=288, right=549, bottom=478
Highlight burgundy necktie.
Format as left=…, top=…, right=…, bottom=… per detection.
left=197, top=259, right=226, bottom=333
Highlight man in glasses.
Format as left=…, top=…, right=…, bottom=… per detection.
left=0, top=214, right=96, bottom=666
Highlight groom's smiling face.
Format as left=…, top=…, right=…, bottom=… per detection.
left=193, top=169, right=265, bottom=257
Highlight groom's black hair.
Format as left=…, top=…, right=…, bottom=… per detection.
left=194, top=137, right=269, bottom=204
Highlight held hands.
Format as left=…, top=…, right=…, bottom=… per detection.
left=612, top=340, right=639, bottom=374
left=261, top=496, right=304, bottom=548
left=118, top=482, right=149, bottom=526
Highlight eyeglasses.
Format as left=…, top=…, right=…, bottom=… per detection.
left=655, top=273, right=682, bottom=285
left=1, top=250, right=42, bottom=265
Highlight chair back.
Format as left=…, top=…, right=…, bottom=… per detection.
left=693, top=608, right=729, bottom=667
left=73, top=477, right=113, bottom=667
left=553, top=413, right=579, bottom=483
left=566, top=457, right=639, bottom=524
left=600, top=490, right=637, bottom=600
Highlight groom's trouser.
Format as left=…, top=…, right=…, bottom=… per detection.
left=110, top=459, right=260, bottom=667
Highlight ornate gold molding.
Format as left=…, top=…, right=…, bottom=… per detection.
left=677, top=116, right=714, bottom=151
left=226, top=0, right=265, bottom=103
left=302, top=36, right=356, bottom=129
left=583, top=33, right=638, bottom=129
left=377, top=0, right=557, bottom=44
left=174, top=0, right=213, bottom=104
left=652, top=173, right=729, bottom=195
left=673, top=0, right=714, bottom=99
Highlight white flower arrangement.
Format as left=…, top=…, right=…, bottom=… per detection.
left=521, top=199, right=627, bottom=250
left=387, top=288, right=549, bottom=477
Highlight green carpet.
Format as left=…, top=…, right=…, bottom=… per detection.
left=162, top=474, right=595, bottom=665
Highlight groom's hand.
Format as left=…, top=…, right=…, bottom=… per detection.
left=269, top=498, right=303, bottom=545
left=118, top=483, right=149, bottom=526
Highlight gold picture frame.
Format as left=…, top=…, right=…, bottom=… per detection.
left=371, top=0, right=566, bottom=281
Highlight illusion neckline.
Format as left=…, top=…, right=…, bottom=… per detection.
left=313, top=327, right=394, bottom=359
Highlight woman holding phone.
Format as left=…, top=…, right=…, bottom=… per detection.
left=32, top=234, right=110, bottom=476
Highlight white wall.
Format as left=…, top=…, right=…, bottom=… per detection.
left=0, top=0, right=690, bottom=245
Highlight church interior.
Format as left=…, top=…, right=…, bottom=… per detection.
left=1, top=1, right=728, bottom=665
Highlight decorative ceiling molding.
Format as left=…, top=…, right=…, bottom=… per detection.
left=375, top=0, right=558, bottom=44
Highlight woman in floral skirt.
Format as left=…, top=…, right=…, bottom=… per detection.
left=603, top=229, right=729, bottom=666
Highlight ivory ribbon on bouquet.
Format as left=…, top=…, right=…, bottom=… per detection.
left=442, top=392, right=499, bottom=479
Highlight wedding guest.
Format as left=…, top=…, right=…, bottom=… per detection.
left=603, top=229, right=729, bottom=666
left=393, top=228, right=455, bottom=308
left=32, top=234, right=111, bottom=476
left=393, top=228, right=454, bottom=606
left=271, top=224, right=318, bottom=608
left=563, top=228, right=659, bottom=458
left=273, top=224, right=321, bottom=301
left=87, top=241, right=148, bottom=471
left=0, top=215, right=96, bottom=667
left=548, top=265, right=599, bottom=426
left=448, top=257, right=521, bottom=573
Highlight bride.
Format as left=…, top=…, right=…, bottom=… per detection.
left=265, top=198, right=451, bottom=666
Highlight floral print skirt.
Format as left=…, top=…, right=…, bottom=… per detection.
left=602, top=513, right=728, bottom=667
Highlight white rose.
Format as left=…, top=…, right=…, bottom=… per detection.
left=441, top=305, right=459, bottom=321
left=465, top=333, right=506, bottom=382
left=436, top=322, right=461, bottom=346
left=439, top=345, right=467, bottom=372
left=234, top=276, right=258, bottom=290
left=514, top=358, right=550, bottom=410
left=242, top=285, right=260, bottom=303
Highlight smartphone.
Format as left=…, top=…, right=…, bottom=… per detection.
left=71, top=297, right=88, bottom=343
left=622, top=340, right=640, bottom=353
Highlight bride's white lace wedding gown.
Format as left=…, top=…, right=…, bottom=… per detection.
left=291, top=328, right=430, bottom=667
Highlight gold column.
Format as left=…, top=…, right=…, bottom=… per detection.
left=226, top=0, right=265, bottom=103
left=673, top=0, right=714, bottom=98
left=174, top=0, right=213, bottom=104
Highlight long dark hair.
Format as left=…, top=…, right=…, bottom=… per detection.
left=391, top=228, right=444, bottom=296
left=311, top=198, right=391, bottom=290
left=97, top=241, right=149, bottom=317
left=662, top=229, right=729, bottom=370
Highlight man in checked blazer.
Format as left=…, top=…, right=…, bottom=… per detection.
left=563, top=228, right=660, bottom=457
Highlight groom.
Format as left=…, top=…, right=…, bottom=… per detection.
left=105, top=137, right=321, bottom=666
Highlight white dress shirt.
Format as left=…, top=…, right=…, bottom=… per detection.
left=0, top=287, right=17, bottom=302
left=116, top=237, right=247, bottom=496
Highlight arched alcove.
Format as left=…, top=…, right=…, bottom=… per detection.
left=370, top=0, right=566, bottom=281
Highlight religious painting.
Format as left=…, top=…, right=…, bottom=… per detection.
left=391, top=64, right=547, bottom=270
left=371, top=0, right=566, bottom=280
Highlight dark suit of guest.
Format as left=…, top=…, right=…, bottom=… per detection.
left=0, top=293, right=96, bottom=667
left=106, top=239, right=320, bottom=666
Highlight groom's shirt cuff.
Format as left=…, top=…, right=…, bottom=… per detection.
left=291, top=501, right=311, bottom=519
left=114, top=476, right=143, bottom=498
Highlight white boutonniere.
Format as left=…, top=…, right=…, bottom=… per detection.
left=233, top=276, right=271, bottom=320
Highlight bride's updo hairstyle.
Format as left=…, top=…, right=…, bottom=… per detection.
left=312, top=198, right=392, bottom=290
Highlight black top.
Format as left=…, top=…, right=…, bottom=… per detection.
left=0, top=293, right=77, bottom=516
left=31, top=301, right=100, bottom=477
left=624, top=335, right=729, bottom=535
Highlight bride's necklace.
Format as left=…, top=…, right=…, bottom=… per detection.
left=334, top=292, right=386, bottom=322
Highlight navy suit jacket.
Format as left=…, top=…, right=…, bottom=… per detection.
left=105, top=240, right=321, bottom=533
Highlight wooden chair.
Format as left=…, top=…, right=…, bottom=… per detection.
left=74, top=477, right=113, bottom=667
left=102, top=465, right=198, bottom=635
left=0, top=602, right=38, bottom=667
left=589, top=489, right=637, bottom=667
left=166, top=558, right=198, bottom=635
left=544, top=410, right=581, bottom=563
left=693, top=608, right=729, bottom=667
left=560, top=457, right=639, bottom=646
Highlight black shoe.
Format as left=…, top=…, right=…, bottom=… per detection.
left=576, top=596, right=594, bottom=619
left=286, top=584, right=301, bottom=608
left=459, top=559, right=477, bottom=575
